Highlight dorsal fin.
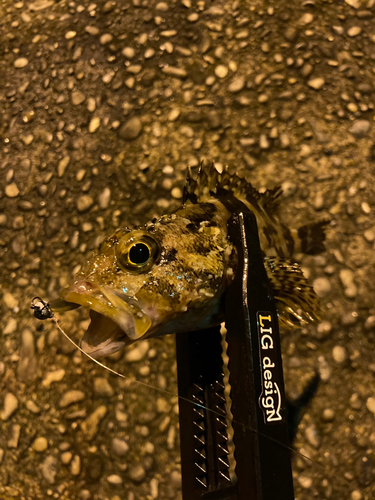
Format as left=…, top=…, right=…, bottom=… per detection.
left=183, top=162, right=281, bottom=217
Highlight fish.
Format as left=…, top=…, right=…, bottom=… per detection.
left=51, top=163, right=327, bottom=359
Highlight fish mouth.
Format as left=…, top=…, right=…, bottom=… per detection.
left=59, top=281, right=152, bottom=359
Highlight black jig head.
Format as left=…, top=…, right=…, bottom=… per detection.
left=31, top=297, right=54, bottom=320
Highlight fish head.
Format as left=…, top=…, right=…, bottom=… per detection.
left=60, top=204, right=236, bottom=358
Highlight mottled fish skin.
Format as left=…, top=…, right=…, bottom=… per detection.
left=59, top=164, right=325, bottom=358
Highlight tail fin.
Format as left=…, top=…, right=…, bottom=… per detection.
left=297, top=220, right=329, bottom=255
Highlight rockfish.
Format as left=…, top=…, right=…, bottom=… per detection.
left=53, top=164, right=327, bottom=358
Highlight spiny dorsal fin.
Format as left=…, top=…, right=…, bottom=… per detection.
left=264, top=257, right=321, bottom=329
left=183, top=162, right=281, bottom=216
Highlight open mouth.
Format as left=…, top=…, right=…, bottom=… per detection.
left=53, top=281, right=152, bottom=358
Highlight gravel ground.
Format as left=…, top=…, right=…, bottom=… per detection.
left=1, top=0, right=375, bottom=498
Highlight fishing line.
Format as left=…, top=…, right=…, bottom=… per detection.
left=52, top=315, right=324, bottom=470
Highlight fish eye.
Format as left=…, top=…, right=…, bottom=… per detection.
left=116, top=232, right=160, bottom=273
left=129, top=243, right=150, bottom=265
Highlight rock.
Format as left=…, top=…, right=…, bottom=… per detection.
left=94, top=377, right=114, bottom=397
left=5, top=183, right=20, bottom=198
left=345, top=0, right=362, bottom=7
left=65, top=31, right=76, bottom=39
left=332, top=345, right=347, bottom=363
left=71, top=91, right=86, bottom=106
left=33, top=437, right=48, bottom=452
left=59, top=390, right=85, bottom=408
left=313, top=277, right=331, bottom=298
left=3, top=318, right=17, bottom=335
left=228, top=76, right=245, bottom=93
left=366, top=397, right=375, bottom=415
left=81, top=405, right=107, bottom=440
left=77, top=195, right=94, bottom=212
left=1, top=393, right=18, bottom=420
left=8, top=424, right=21, bottom=448
left=112, top=437, right=129, bottom=456
left=125, top=340, right=149, bottom=362
left=305, top=424, right=320, bottom=448
left=14, top=58, right=29, bottom=68
left=103, top=0, right=116, bottom=13
left=17, top=329, right=38, bottom=382
left=349, top=120, right=370, bottom=137
left=259, top=134, right=270, bottom=149
left=122, top=47, right=135, bottom=58
left=71, top=455, right=81, bottom=476
left=162, top=66, right=187, bottom=78
left=298, top=476, right=312, bottom=489
left=321, top=408, right=335, bottom=422
left=89, top=117, right=101, bottom=133
left=98, top=187, right=111, bottom=209
left=215, top=65, right=228, bottom=78
left=119, top=117, right=142, bottom=140
left=308, top=77, right=325, bottom=90
left=129, top=465, right=146, bottom=482
left=347, top=26, right=362, bottom=37
left=279, top=133, right=290, bottom=149
left=171, top=187, right=183, bottom=199
left=108, top=474, right=123, bottom=484
left=41, top=456, right=58, bottom=484
left=100, top=33, right=113, bottom=45
left=42, top=369, right=65, bottom=388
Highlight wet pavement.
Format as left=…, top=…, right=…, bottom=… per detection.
left=1, top=0, right=375, bottom=499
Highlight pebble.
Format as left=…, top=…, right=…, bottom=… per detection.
left=33, top=437, right=48, bottom=452
left=129, top=465, right=146, bottom=483
left=308, top=77, right=325, bottom=90
left=281, top=181, right=297, bottom=197
left=313, top=277, right=331, bottom=297
left=5, top=183, right=20, bottom=198
left=215, top=65, right=228, bottom=78
left=162, top=66, right=187, bottom=78
left=3, top=318, right=17, bottom=335
left=77, top=195, right=94, bottom=212
left=94, top=377, right=114, bottom=397
left=279, top=133, right=290, bottom=149
left=108, top=474, right=123, bottom=484
left=345, top=0, right=361, bottom=7
left=3, top=292, right=18, bottom=309
left=349, top=120, right=370, bottom=137
left=119, top=116, right=142, bottom=140
left=332, top=345, right=347, bottom=363
left=112, top=437, right=129, bottom=456
left=318, top=356, right=331, bottom=382
left=100, top=33, right=113, bottom=45
left=122, top=47, right=135, bottom=58
left=366, top=397, right=375, bottom=415
left=41, top=456, right=58, bottom=484
left=71, top=91, right=86, bottom=105
left=89, top=117, right=101, bottom=133
left=58, top=156, right=70, bottom=177
left=171, top=187, right=183, bottom=199
left=59, top=390, right=85, bottom=408
left=364, top=229, right=374, bottom=242
left=305, top=424, right=320, bottom=448
left=81, top=405, right=107, bottom=440
left=65, top=31, right=76, bottom=39
left=103, top=0, right=116, bottom=13
left=85, top=25, right=100, bottom=35
left=71, top=455, right=81, bottom=476
left=125, top=340, right=150, bottom=362
left=61, top=451, right=72, bottom=464
left=365, top=316, right=375, bottom=330
left=42, top=369, right=66, bottom=388
left=259, top=134, right=270, bottom=149
left=98, top=187, right=111, bottom=209
left=348, top=26, right=362, bottom=37
left=1, top=393, right=18, bottom=420
left=8, top=424, right=21, bottom=448
left=298, top=476, right=312, bottom=489
left=14, top=57, right=29, bottom=68
left=322, top=408, right=335, bottom=422
left=228, top=76, right=245, bottom=93
left=351, top=492, right=362, bottom=500
left=17, top=329, right=38, bottom=382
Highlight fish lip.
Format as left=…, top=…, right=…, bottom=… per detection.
left=60, top=281, right=152, bottom=341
